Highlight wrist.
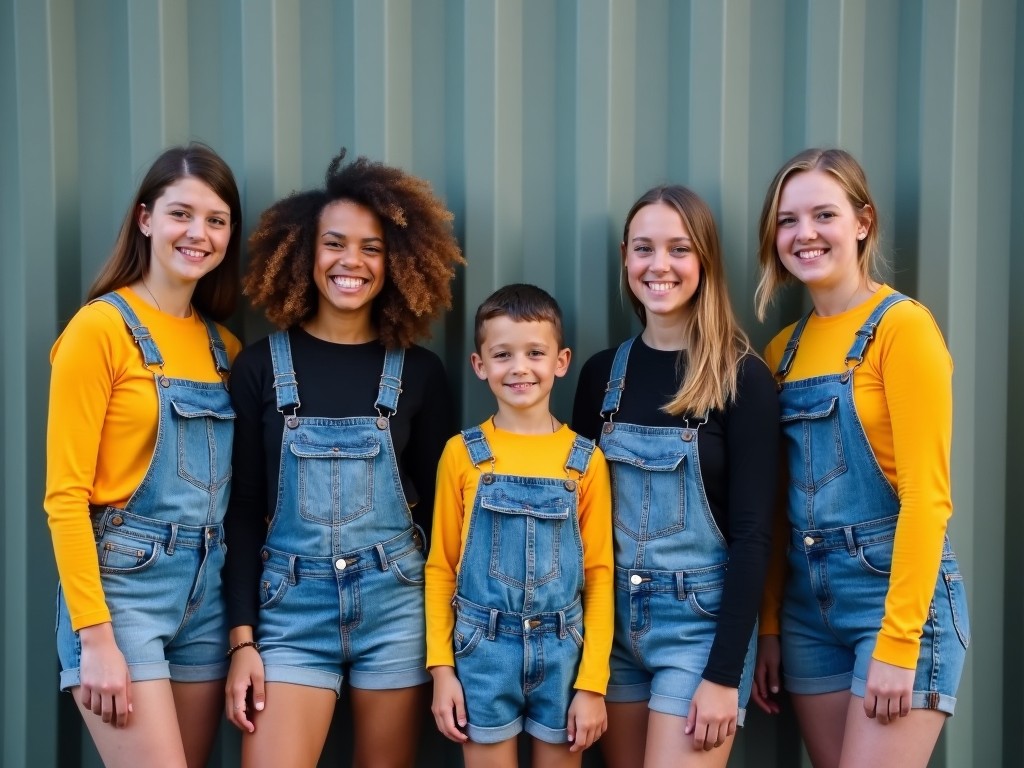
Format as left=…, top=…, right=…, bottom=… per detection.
left=226, top=640, right=261, bottom=658
left=78, top=622, right=115, bottom=646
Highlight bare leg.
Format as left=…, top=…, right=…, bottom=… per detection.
left=350, top=684, right=427, bottom=768
left=644, top=711, right=733, bottom=768
left=171, top=680, right=224, bottom=768
left=241, top=681, right=336, bottom=768
left=74, top=681, right=188, bottom=768
left=532, top=736, right=583, bottom=768
left=463, top=737, right=519, bottom=768
left=600, top=702, right=649, bottom=768
left=791, top=691, right=850, bottom=768
left=838, top=696, right=945, bottom=768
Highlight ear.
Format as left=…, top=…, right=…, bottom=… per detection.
left=137, top=203, right=152, bottom=237
left=620, top=241, right=627, bottom=264
left=856, top=204, right=873, bottom=241
left=554, top=347, right=572, bottom=378
left=470, top=352, right=487, bottom=380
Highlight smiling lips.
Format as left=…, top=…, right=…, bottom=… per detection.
left=177, top=246, right=209, bottom=260
left=645, top=281, right=679, bottom=292
left=795, top=248, right=828, bottom=260
left=330, top=275, right=367, bottom=289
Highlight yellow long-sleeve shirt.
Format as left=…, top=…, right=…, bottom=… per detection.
left=45, top=287, right=241, bottom=631
left=761, top=285, right=954, bottom=669
left=425, top=419, right=614, bottom=694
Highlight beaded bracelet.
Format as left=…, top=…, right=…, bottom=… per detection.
left=226, top=640, right=261, bottom=658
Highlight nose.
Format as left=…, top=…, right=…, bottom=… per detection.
left=186, top=217, right=207, bottom=240
left=796, top=217, right=817, bottom=241
left=650, top=247, right=670, bottom=273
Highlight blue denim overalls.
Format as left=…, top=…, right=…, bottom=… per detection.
left=56, top=291, right=234, bottom=688
left=775, top=292, right=969, bottom=712
left=255, top=331, right=428, bottom=693
left=451, top=425, right=593, bottom=743
left=597, top=336, right=755, bottom=719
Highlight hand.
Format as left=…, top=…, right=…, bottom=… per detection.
left=684, top=680, right=738, bottom=751
left=225, top=644, right=265, bottom=733
left=567, top=690, right=607, bottom=752
left=429, top=666, right=468, bottom=742
left=751, top=634, right=782, bottom=715
left=78, top=623, right=133, bottom=728
left=863, top=658, right=914, bottom=724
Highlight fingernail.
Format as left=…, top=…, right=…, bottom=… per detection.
left=255, top=702, right=264, bottom=711
left=770, top=686, right=779, bottom=693
left=128, top=704, right=134, bottom=712
left=458, top=719, right=466, bottom=727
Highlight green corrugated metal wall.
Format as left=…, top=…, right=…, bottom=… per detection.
left=2, top=1, right=1020, bottom=765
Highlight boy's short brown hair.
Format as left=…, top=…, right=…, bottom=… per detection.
left=473, top=283, right=564, bottom=351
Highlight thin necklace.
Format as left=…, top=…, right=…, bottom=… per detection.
left=140, top=278, right=162, bottom=312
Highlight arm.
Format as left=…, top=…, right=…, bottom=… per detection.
left=45, top=308, right=132, bottom=725
left=570, top=353, right=609, bottom=442
left=864, top=304, right=954, bottom=720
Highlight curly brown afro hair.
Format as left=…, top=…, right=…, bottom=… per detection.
left=243, top=149, right=464, bottom=348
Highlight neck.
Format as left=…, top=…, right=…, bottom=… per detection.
left=640, top=312, right=687, bottom=351
left=809, top=278, right=879, bottom=317
left=491, top=408, right=559, bottom=435
left=303, top=308, right=377, bottom=344
left=131, top=277, right=194, bottom=318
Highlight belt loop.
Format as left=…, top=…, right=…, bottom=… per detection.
left=91, top=507, right=109, bottom=537
left=675, top=571, right=687, bottom=600
left=287, top=554, right=298, bottom=585
left=487, top=609, right=498, bottom=641
left=557, top=610, right=567, bottom=639
left=844, top=526, right=857, bottom=557
left=166, top=523, right=178, bottom=555
left=375, top=542, right=390, bottom=571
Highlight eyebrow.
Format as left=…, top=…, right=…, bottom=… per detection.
left=320, top=231, right=385, bottom=242
left=630, top=235, right=692, bottom=243
left=777, top=203, right=841, bottom=216
left=163, top=200, right=231, bottom=217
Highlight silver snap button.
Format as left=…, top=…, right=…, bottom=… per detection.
left=376, top=417, right=389, bottom=430
left=335, top=558, right=347, bottom=570
left=602, top=423, right=614, bottom=434
left=285, top=416, right=299, bottom=429
left=681, top=430, right=694, bottom=442
left=803, top=536, right=815, bottom=546
left=630, top=574, right=642, bottom=585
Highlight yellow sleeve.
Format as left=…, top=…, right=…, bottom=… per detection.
left=424, top=437, right=472, bottom=669
left=45, top=306, right=126, bottom=630
left=573, top=446, right=614, bottom=694
left=872, top=303, right=954, bottom=667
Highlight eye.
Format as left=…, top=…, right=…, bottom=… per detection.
left=493, top=351, right=510, bottom=360
left=323, top=239, right=342, bottom=249
left=171, top=210, right=191, bottom=220
left=671, top=245, right=691, bottom=255
left=632, top=244, right=653, bottom=254
left=816, top=211, right=836, bottom=221
left=777, top=216, right=795, bottom=227
left=208, top=217, right=228, bottom=228
left=528, top=349, right=546, bottom=357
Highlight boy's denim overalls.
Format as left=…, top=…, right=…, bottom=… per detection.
left=597, top=336, right=756, bottom=720
left=452, top=425, right=593, bottom=743
left=775, top=292, right=968, bottom=712
left=57, top=292, right=234, bottom=687
left=255, top=331, right=428, bottom=693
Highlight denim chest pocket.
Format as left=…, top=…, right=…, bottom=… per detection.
left=779, top=396, right=847, bottom=492
left=480, top=488, right=573, bottom=589
left=289, top=439, right=379, bottom=524
left=601, top=439, right=686, bottom=541
left=172, top=399, right=235, bottom=492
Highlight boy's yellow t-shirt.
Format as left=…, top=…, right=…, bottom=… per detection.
left=425, top=418, right=614, bottom=694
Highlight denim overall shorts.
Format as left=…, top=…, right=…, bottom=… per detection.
left=452, top=426, right=594, bottom=744
left=56, top=292, right=235, bottom=688
left=256, top=331, right=428, bottom=694
left=597, top=337, right=756, bottom=722
left=775, top=292, right=969, bottom=713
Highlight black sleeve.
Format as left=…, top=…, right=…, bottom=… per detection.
left=403, top=349, right=457, bottom=539
left=223, top=340, right=272, bottom=629
left=571, top=349, right=615, bottom=441
left=702, top=355, right=780, bottom=686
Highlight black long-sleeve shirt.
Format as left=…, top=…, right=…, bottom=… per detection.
left=224, top=328, right=455, bottom=628
left=572, top=338, right=779, bottom=688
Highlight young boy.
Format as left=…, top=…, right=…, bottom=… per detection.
left=425, top=284, right=614, bottom=767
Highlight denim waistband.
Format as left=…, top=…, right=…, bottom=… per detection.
left=614, top=563, right=726, bottom=595
left=790, top=515, right=899, bottom=556
left=453, top=595, right=583, bottom=638
left=90, top=506, right=223, bottom=551
left=260, top=525, right=424, bottom=580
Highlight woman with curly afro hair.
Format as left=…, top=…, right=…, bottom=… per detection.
left=223, top=149, right=464, bottom=767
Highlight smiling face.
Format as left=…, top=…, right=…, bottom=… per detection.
left=137, top=176, right=232, bottom=290
left=622, top=201, right=702, bottom=326
left=471, top=316, right=570, bottom=418
left=774, top=169, right=871, bottom=293
left=311, top=199, right=386, bottom=331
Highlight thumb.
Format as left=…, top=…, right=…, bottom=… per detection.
left=252, top=670, right=266, bottom=711
left=685, top=702, right=696, bottom=735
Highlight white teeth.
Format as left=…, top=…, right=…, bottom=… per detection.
left=331, top=276, right=365, bottom=289
left=646, top=282, right=677, bottom=292
left=178, top=248, right=206, bottom=258
left=797, top=249, right=826, bottom=259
